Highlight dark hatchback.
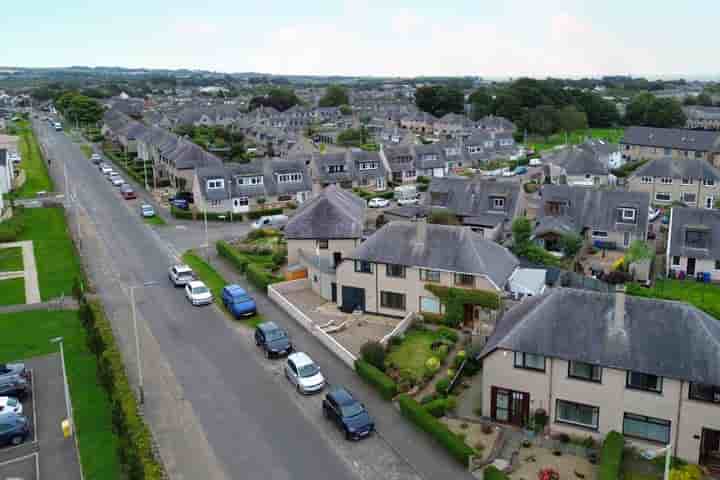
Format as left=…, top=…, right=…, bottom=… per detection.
left=322, top=387, right=374, bottom=440
left=254, top=321, right=292, bottom=358
left=0, top=413, right=30, bottom=447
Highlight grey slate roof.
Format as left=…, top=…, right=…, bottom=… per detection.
left=537, top=185, right=649, bottom=236
left=426, top=177, right=521, bottom=226
left=668, top=207, right=720, bottom=260
left=545, top=145, right=609, bottom=176
left=631, top=156, right=720, bottom=181
left=480, top=288, right=720, bottom=386
left=284, top=185, right=365, bottom=239
left=621, top=126, right=720, bottom=152
left=347, top=221, right=519, bottom=288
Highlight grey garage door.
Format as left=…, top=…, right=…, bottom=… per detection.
left=341, top=286, right=365, bottom=313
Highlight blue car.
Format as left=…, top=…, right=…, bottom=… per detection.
left=221, top=284, right=257, bottom=318
left=0, top=413, right=30, bottom=446
left=514, top=166, right=528, bottom=175
left=323, top=387, right=374, bottom=440
left=171, top=198, right=189, bottom=210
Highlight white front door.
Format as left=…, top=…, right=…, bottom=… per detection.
left=375, top=177, right=385, bottom=190
left=233, top=198, right=250, bottom=213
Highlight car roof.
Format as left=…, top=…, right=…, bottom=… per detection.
left=223, top=284, right=247, bottom=295
left=329, top=386, right=355, bottom=405
left=174, top=264, right=192, bottom=273
left=258, top=321, right=280, bottom=332
left=141, top=204, right=153, bottom=209
left=187, top=280, right=206, bottom=288
left=288, top=352, right=313, bottom=368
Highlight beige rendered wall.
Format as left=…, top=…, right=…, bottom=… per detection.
left=288, top=239, right=360, bottom=265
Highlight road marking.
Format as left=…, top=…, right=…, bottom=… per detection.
left=175, top=226, right=187, bottom=230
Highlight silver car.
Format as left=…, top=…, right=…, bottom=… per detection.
left=185, top=281, right=213, bottom=306
left=285, top=352, right=325, bottom=394
left=168, top=264, right=195, bottom=287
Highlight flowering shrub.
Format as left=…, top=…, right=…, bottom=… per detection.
left=538, top=468, right=559, bottom=480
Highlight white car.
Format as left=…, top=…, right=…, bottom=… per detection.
left=501, top=169, right=516, bottom=177
left=185, top=281, right=213, bottom=306
left=100, top=166, right=113, bottom=175
left=529, top=158, right=542, bottom=167
left=110, top=175, right=125, bottom=187
left=285, top=352, right=325, bottom=394
left=0, top=396, right=22, bottom=415
left=368, top=197, right=390, bottom=208
left=140, top=204, right=156, bottom=218
left=90, top=153, right=101, bottom=161
left=168, top=264, right=195, bottom=287
left=649, top=207, right=662, bottom=222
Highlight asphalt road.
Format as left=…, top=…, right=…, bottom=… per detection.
left=34, top=121, right=356, bottom=479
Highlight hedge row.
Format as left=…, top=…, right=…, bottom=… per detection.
left=170, top=207, right=244, bottom=222
left=423, top=396, right=456, bottom=417
left=80, top=300, right=164, bottom=480
left=484, top=466, right=509, bottom=480
left=247, top=208, right=284, bottom=220
left=599, top=431, right=624, bottom=480
left=355, top=359, right=398, bottom=400
left=217, top=240, right=250, bottom=273
left=397, top=394, right=475, bottom=465
left=246, top=263, right=283, bottom=292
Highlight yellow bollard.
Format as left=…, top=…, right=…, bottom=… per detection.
left=62, top=419, right=72, bottom=438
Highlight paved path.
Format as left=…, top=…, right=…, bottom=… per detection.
left=0, top=240, right=41, bottom=304
left=0, top=297, right=78, bottom=314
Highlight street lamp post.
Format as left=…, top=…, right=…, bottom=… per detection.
left=203, top=208, right=209, bottom=261
left=130, top=280, right=159, bottom=405
left=50, top=337, right=73, bottom=434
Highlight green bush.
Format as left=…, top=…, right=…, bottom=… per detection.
left=420, top=393, right=438, bottom=404
left=80, top=300, right=164, bottom=479
left=216, top=241, right=251, bottom=273
left=599, top=431, right=624, bottom=480
left=245, top=263, right=282, bottom=292
left=360, top=341, right=386, bottom=371
left=397, top=395, right=475, bottom=465
left=355, top=359, right=398, bottom=400
left=417, top=176, right=431, bottom=184
left=170, top=206, right=194, bottom=219
left=484, top=466, right=509, bottom=480
left=0, top=209, right=25, bottom=242
left=437, top=327, right=459, bottom=343
left=247, top=208, right=284, bottom=220
left=421, top=312, right=446, bottom=325
left=435, top=377, right=451, bottom=396
left=418, top=184, right=429, bottom=192
left=424, top=398, right=449, bottom=417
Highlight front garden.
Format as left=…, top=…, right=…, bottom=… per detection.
left=216, top=229, right=286, bottom=292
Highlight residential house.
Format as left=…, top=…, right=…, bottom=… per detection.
left=384, top=145, right=416, bottom=184
left=684, top=106, right=720, bottom=131
left=434, top=113, right=473, bottom=137
left=475, top=115, right=517, bottom=133
left=336, top=221, right=519, bottom=326
left=544, top=144, right=612, bottom=186
left=628, top=157, right=720, bottom=209
left=666, top=207, right=720, bottom=280
left=620, top=126, right=720, bottom=167
left=285, top=185, right=366, bottom=299
left=192, top=157, right=312, bottom=215
left=175, top=105, right=243, bottom=128
left=0, top=149, right=12, bottom=213
left=308, top=150, right=388, bottom=193
left=478, top=287, right=720, bottom=467
left=400, top=112, right=436, bottom=133
left=426, top=177, right=524, bottom=240
left=533, top=185, right=649, bottom=251
left=414, top=143, right=449, bottom=178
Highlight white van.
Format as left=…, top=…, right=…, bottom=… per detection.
left=252, top=214, right=289, bottom=230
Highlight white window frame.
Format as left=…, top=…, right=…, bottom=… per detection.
left=655, top=192, right=672, bottom=203
left=671, top=256, right=681, bottom=266
left=277, top=172, right=303, bottom=184
left=681, top=192, right=697, bottom=204
left=328, top=165, right=346, bottom=174
left=591, top=230, right=608, bottom=238
left=358, top=162, right=378, bottom=171
left=493, top=198, right=505, bottom=209
left=620, top=208, right=636, bottom=221
left=207, top=179, right=225, bottom=190
left=237, top=195, right=249, bottom=206
left=237, top=176, right=263, bottom=186
left=660, top=177, right=673, bottom=185
left=681, top=177, right=692, bottom=185
left=556, top=399, right=599, bottom=430
left=641, top=176, right=653, bottom=184
left=704, top=178, right=716, bottom=187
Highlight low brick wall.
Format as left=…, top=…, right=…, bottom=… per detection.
left=379, top=311, right=416, bottom=347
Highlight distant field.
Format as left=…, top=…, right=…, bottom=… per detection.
left=527, top=128, right=624, bottom=151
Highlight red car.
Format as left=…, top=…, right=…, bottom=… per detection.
left=121, top=185, right=137, bottom=200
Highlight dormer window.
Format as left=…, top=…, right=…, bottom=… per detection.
left=328, top=164, right=345, bottom=174
left=358, top=161, right=378, bottom=171
left=641, top=176, right=653, bottom=184
left=685, top=228, right=710, bottom=249
left=660, top=177, right=673, bottom=185
left=681, top=177, right=692, bottom=185
left=492, top=197, right=505, bottom=209
left=618, top=207, right=636, bottom=223
left=704, top=178, right=716, bottom=187
left=277, top=172, right=303, bottom=183
left=237, top=175, right=263, bottom=186
left=207, top=179, right=224, bottom=190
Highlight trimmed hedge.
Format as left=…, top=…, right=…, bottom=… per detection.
left=80, top=299, right=164, bottom=479
left=245, top=262, right=282, bottom=292
left=599, top=431, right=624, bottom=480
left=217, top=240, right=250, bottom=273
left=425, top=284, right=501, bottom=310
left=424, top=396, right=456, bottom=417
left=397, top=394, right=475, bottom=465
left=484, top=466, right=509, bottom=480
left=171, top=207, right=243, bottom=222
left=355, top=359, right=398, bottom=400
left=247, top=208, right=284, bottom=220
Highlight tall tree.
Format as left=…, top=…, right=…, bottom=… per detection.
left=468, top=88, right=493, bottom=120
left=556, top=105, right=588, bottom=133
left=696, top=92, right=714, bottom=107
left=319, top=85, right=349, bottom=107
left=414, top=85, right=464, bottom=117
left=249, top=87, right=300, bottom=112
left=626, top=93, right=686, bottom=128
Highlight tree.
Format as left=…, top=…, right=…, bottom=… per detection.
left=55, top=92, right=104, bottom=125
left=526, top=105, right=558, bottom=139
left=469, top=88, right=493, bottom=120
left=625, top=93, right=686, bottom=128
left=556, top=105, right=588, bottom=133
left=249, top=87, right=300, bottom=112
left=697, top=92, right=714, bottom=107
left=559, top=233, right=583, bottom=257
left=360, top=341, right=386, bottom=371
left=414, top=85, right=464, bottom=117
left=319, top=85, right=349, bottom=107
left=339, top=104, right=352, bottom=115
left=337, top=128, right=363, bottom=147
left=625, top=240, right=653, bottom=264
left=512, top=217, right=532, bottom=247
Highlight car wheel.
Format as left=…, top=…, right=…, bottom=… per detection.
left=10, top=436, right=23, bottom=446
left=323, top=405, right=330, bottom=418
left=264, top=349, right=270, bottom=359
left=296, top=384, right=302, bottom=394
left=344, top=429, right=352, bottom=441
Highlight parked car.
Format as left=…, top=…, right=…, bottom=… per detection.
left=0, top=363, right=27, bottom=380
left=501, top=168, right=516, bottom=177
left=168, top=264, right=195, bottom=287
left=171, top=198, right=189, bottom=210
left=254, top=321, right=292, bottom=358
left=529, top=158, right=542, bottom=167
left=0, top=413, right=30, bottom=446
left=100, top=165, right=113, bottom=175
left=322, top=387, right=374, bottom=440
left=0, top=397, right=23, bottom=415
left=0, top=376, right=28, bottom=399
left=140, top=204, right=155, bottom=218
left=252, top=215, right=289, bottom=230
left=110, top=175, right=125, bottom=187
left=105, top=169, right=117, bottom=178
left=221, top=284, right=256, bottom=318
left=514, top=166, right=528, bottom=175
left=90, top=153, right=102, bottom=164
left=396, top=194, right=420, bottom=206
left=649, top=207, right=661, bottom=222
left=285, top=352, right=325, bottom=394
left=367, top=197, right=390, bottom=208
left=185, top=281, right=213, bottom=306
left=172, top=191, right=194, bottom=204
left=120, top=184, right=137, bottom=200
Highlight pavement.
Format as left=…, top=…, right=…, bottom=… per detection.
left=33, top=118, right=475, bottom=480
left=0, top=240, right=41, bottom=303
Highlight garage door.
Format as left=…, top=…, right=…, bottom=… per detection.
left=341, top=286, right=365, bottom=313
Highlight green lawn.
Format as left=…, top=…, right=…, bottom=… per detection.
left=12, top=121, right=54, bottom=198
left=0, top=246, right=24, bottom=271
left=0, top=277, right=25, bottom=305
left=0, top=310, right=121, bottom=479
left=385, top=328, right=443, bottom=383
left=14, top=207, right=83, bottom=301
left=143, top=215, right=167, bottom=226
left=527, top=128, right=624, bottom=152
left=80, top=144, right=92, bottom=159
left=627, top=280, right=720, bottom=320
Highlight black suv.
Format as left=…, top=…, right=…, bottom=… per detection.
left=0, top=375, right=29, bottom=398
left=254, top=322, right=292, bottom=358
left=0, top=413, right=30, bottom=447
left=322, top=387, right=374, bottom=440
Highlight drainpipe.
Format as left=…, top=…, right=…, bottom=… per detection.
left=674, top=380, right=683, bottom=458
left=546, top=357, right=554, bottom=433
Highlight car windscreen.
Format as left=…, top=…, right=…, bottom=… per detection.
left=340, top=402, right=364, bottom=418
left=192, top=286, right=209, bottom=295
left=178, top=271, right=194, bottom=278
left=231, top=293, right=251, bottom=302
left=6, top=398, right=17, bottom=407
left=266, top=329, right=287, bottom=342
left=298, top=364, right=320, bottom=378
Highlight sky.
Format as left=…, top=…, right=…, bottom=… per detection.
left=2, top=0, right=718, bottom=78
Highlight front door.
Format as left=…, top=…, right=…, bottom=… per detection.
left=491, top=387, right=530, bottom=427
left=700, top=428, right=720, bottom=471
left=341, top=286, right=365, bottom=313
left=687, top=257, right=697, bottom=276
left=463, top=304, right=474, bottom=329
left=331, top=283, right=337, bottom=303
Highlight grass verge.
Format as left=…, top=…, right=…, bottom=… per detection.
left=0, top=246, right=24, bottom=271
left=527, top=127, right=624, bottom=152
left=0, top=309, right=122, bottom=479
left=0, top=277, right=25, bottom=305
left=12, top=120, right=54, bottom=198
left=143, top=215, right=167, bottom=226
left=80, top=144, right=93, bottom=159
left=627, top=279, right=720, bottom=320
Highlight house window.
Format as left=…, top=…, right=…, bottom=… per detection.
left=681, top=192, right=697, bottom=204
left=695, top=151, right=704, bottom=159
left=278, top=195, right=292, bottom=202
left=419, top=269, right=441, bottom=283
left=672, top=256, right=680, bottom=266
left=685, top=229, right=709, bottom=249
left=237, top=196, right=249, bottom=206
left=623, top=413, right=671, bottom=444
left=380, top=291, right=406, bottom=310
left=704, top=178, right=715, bottom=187
left=663, top=148, right=672, bottom=155
left=568, top=361, right=602, bottom=383
left=716, top=260, right=720, bottom=270
left=420, top=296, right=442, bottom=314
left=358, top=162, right=378, bottom=171
left=641, top=176, right=653, bottom=184
left=386, top=264, right=406, bottom=278
left=556, top=400, right=599, bottom=430
left=354, top=260, right=373, bottom=274
left=513, top=352, right=546, bottom=371
left=237, top=176, right=263, bottom=186
left=328, top=165, right=346, bottom=174
left=660, top=177, right=673, bottom=185
left=688, top=383, right=720, bottom=404
left=277, top=172, right=303, bottom=183
left=317, top=240, right=329, bottom=250
left=493, top=198, right=505, bottom=209
left=681, top=177, right=692, bottom=185
left=620, top=208, right=636, bottom=222
left=626, top=371, right=663, bottom=393
left=454, top=273, right=475, bottom=287
left=655, top=192, right=671, bottom=202
left=591, top=231, right=608, bottom=238
left=207, top=179, right=224, bottom=189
